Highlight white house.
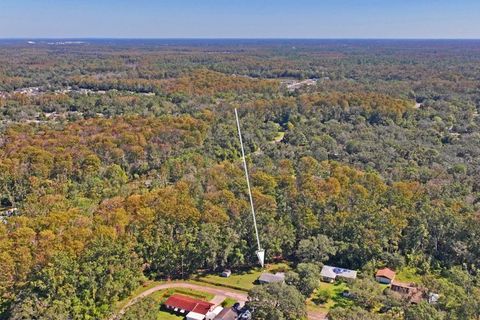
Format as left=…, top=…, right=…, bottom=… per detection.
left=321, top=265, right=357, bottom=283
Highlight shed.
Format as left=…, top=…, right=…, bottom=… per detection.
left=375, top=268, right=396, bottom=284
left=428, top=293, right=440, bottom=304
left=258, top=272, right=285, bottom=284
left=221, top=270, right=232, bottom=278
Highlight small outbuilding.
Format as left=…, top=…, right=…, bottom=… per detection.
left=221, top=270, right=232, bottom=278
left=258, top=272, right=285, bottom=284
left=375, top=268, right=396, bottom=284
left=428, top=293, right=440, bottom=304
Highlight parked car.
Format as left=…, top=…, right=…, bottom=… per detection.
left=239, top=310, right=251, bottom=320
left=341, top=290, right=352, bottom=298
left=232, top=302, right=240, bottom=310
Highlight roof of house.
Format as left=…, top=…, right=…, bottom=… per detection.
left=206, top=306, right=223, bottom=319
left=214, top=308, right=239, bottom=320
left=258, top=272, right=285, bottom=283
left=321, top=265, right=357, bottom=279
left=164, top=294, right=214, bottom=315
left=376, top=268, right=396, bottom=280
left=410, top=290, right=424, bottom=304
left=391, top=281, right=416, bottom=289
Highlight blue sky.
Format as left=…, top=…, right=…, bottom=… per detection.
left=1, top=0, right=479, bottom=38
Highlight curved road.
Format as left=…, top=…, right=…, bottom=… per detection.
left=114, top=281, right=327, bottom=320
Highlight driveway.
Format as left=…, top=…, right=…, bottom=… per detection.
left=113, top=282, right=247, bottom=319
left=113, top=281, right=327, bottom=320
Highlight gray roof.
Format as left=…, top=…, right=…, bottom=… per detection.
left=214, top=308, right=238, bottom=320
left=258, top=272, right=285, bottom=283
left=321, top=265, right=357, bottom=280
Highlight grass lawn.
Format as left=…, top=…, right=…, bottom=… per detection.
left=395, top=266, right=422, bottom=283
left=221, top=297, right=237, bottom=308
left=272, top=131, right=285, bottom=142
left=195, top=262, right=291, bottom=291
left=150, top=287, right=215, bottom=304
left=157, top=310, right=183, bottom=320
left=308, top=281, right=353, bottom=312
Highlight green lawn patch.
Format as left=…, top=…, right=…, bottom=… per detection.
left=157, top=310, right=183, bottom=320
left=272, top=131, right=285, bottom=143
left=221, top=297, right=237, bottom=308
left=308, top=281, right=353, bottom=312
left=150, top=287, right=215, bottom=304
left=395, top=266, right=422, bottom=283
left=195, top=263, right=291, bottom=291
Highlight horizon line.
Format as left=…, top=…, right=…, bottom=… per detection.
left=1, top=37, right=480, bottom=41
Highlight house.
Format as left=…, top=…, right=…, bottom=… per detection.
left=214, top=307, right=239, bottom=320
left=164, top=294, right=214, bottom=320
left=390, top=281, right=423, bottom=304
left=258, top=272, right=285, bottom=284
left=375, top=268, right=396, bottom=284
left=221, top=270, right=232, bottom=278
left=206, top=306, right=224, bottom=320
left=321, top=265, right=357, bottom=283
left=390, top=281, right=415, bottom=295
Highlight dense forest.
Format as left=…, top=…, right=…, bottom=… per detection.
left=0, top=39, right=479, bottom=320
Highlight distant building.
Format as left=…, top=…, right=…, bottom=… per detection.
left=321, top=265, right=357, bottom=283
left=221, top=270, right=232, bottom=278
left=164, top=294, right=214, bottom=320
left=0, top=207, right=19, bottom=223
left=428, top=293, right=440, bottom=304
left=258, top=272, right=285, bottom=284
left=375, top=268, right=396, bottom=284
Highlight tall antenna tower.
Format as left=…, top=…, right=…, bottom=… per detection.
left=234, top=108, right=265, bottom=268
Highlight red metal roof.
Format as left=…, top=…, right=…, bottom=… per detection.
left=376, top=268, right=396, bottom=280
left=164, top=294, right=214, bottom=315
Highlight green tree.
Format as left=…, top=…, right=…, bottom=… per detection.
left=121, top=297, right=158, bottom=320
left=350, top=278, right=385, bottom=310
left=328, top=306, right=388, bottom=320
left=286, top=263, right=321, bottom=297
left=247, top=282, right=306, bottom=320
left=404, top=302, right=445, bottom=320
left=295, top=234, right=337, bottom=263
